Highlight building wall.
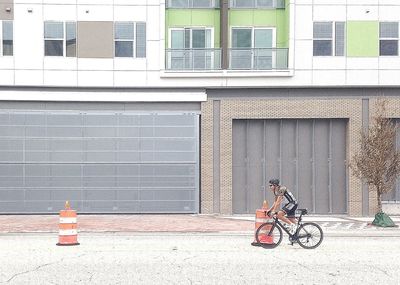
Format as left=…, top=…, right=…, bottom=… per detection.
left=200, top=90, right=400, bottom=216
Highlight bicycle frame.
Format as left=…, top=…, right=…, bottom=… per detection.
left=270, top=210, right=306, bottom=239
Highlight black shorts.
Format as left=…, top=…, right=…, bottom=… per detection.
left=282, top=203, right=298, bottom=217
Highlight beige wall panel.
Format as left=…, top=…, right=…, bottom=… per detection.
left=0, top=3, right=13, bottom=20
left=77, top=21, right=113, bottom=58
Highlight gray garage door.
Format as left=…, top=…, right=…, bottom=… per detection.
left=233, top=119, right=347, bottom=214
left=0, top=111, right=199, bottom=213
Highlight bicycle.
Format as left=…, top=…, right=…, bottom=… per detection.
left=255, top=208, right=323, bottom=249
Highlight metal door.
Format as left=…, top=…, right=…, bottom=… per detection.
left=0, top=110, right=199, bottom=213
left=233, top=119, right=347, bottom=214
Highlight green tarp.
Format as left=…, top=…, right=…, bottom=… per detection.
left=372, top=212, right=396, bottom=227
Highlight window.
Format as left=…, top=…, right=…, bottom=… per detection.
left=313, top=22, right=345, bottom=56
left=1, top=21, right=13, bottom=56
left=114, top=22, right=146, bottom=58
left=168, top=27, right=216, bottom=70
left=230, top=0, right=284, bottom=9
left=44, top=21, right=76, bottom=57
left=166, top=0, right=219, bottom=8
left=380, top=22, right=399, bottom=56
left=230, top=27, right=276, bottom=69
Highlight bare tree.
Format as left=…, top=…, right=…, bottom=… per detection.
left=351, top=99, right=400, bottom=213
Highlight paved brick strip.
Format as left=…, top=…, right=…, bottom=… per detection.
left=0, top=215, right=254, bottom=233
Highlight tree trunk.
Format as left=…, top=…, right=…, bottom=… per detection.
left=377, top=190, right=382, bottom=213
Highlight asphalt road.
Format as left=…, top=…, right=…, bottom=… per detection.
left=0, top=233, right=399, bottom=285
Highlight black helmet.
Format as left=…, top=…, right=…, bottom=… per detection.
left=269, top=178, right=280, bottom=186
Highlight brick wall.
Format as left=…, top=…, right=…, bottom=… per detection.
left=201, top=97, right=365, bottom=216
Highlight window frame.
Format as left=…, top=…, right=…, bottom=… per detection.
left=114, top=21, right=146, bottom=58
left=168, top=27, right=214, bottom=49
left=1, top=20, right=14, bottom=57
left=313, top=21, right=345, bottom=57
left=379, top=22, right=399, bottom=57
left=230, top=26, right=276, bottom=49
left=44, top=21, right=77, bottom=57
left=230, top=26, right=277, bottom=69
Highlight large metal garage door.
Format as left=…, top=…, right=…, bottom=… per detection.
left=0, top=111, right=199, bottom=213
left=233, top=119, right=347, bottom=214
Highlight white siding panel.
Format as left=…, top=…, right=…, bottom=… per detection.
left=286, top=70, right=312, bottom=86
left=294, top=40, right=313, bottom=70
left=78, top=58, right=114, bottom=71
left=77, top=5, right=113, bottom=21
left=347, top=58, right=379, bottom=70
left=380, top=0, right=400, bottom=4
left=347, top=70, right=379, bottom=86
left=379, top=70, right=400, bottom=85
left=14, top=4, right=44, bottom=70
left=379, top=6, right=400, bottom=22
left=347, top=6, right=378, bottom=21
left=77, top=71, right=113, bottom=86
left=43, top=0, right=76, bottom=4
left=295, top=5, right=312, bottom=40
left=313, top=5, right=346, bottom=21
left=0, top=57, right=14, bottom=69
left=44, top=58, right=78, bottom=71
left=77, top=0, right=114, bottom=5
left=114, top=0, right=147, bottom=5
left=379, top=57, right=400, bottom=70
left=0, top=70, right=14, bottom=85
left=14, top=0, right=43, bottom=4
left=313, top=57, right=346, bottom=70
left=114, top=6, right=147, bottom=22
left=43, top=5, right=77, bottom=20
left=44, top=70, right=78, bottom=86
left=313, top=70, right=346, bottom=86
left=146, top=41, right=160, bottom=71
left=294, top=0, right=312, bottom=4
left=113, top=58, right=147, bottom=71
left=347, top=0, right=378, bottom=4
left=146, top=0, right=161, bottom=5
left=147, top=6, right=160, bottom=41
left=15, top=70, right=43, bottom=85
left=313, top=0, right=346, bottom=4
left=114, top=71, right=147, bottom=87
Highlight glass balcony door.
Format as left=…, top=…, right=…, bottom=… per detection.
left=231, top=27, right=275, bottom=70
left=169, top=28, right=213, bottom=70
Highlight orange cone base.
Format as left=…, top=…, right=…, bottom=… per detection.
left=259, top=235, right=273, bottom=244
left=251, top=241, right=262, bottom=247
left=57, top=235, right=79, bottom=246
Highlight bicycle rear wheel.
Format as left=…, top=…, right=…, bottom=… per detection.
left=296, top=222, right=323, bottom=249
left=255, top=222, right=283, bottom=248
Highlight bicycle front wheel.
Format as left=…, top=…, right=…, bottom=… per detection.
left=255, top=222, right=283, bottom=248
left=296, top=222, right=323, bottom=249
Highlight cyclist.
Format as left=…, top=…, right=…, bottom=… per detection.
left=266, top=178, right=298, bottom=233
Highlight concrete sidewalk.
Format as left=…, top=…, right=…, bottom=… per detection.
left=0, top=214, right=399, bottom=234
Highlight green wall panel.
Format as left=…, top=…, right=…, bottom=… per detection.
left=347, top=21, right=379, bottom=57
left=166, top=9, right=220, bottom=47
left=229, top=9, right=289, bottom=48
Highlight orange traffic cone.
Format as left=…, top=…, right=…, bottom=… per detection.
left=251, top=200, right=271, bottom=246
left=56, top=201, right=80, bottom=246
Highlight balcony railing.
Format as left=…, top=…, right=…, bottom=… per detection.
left=166, top=0, right=220, bottom=8
left=229, top=0, right=285, bottom=9
left=166, top=48, right=222, bottom=71
left=228, top=48, right=288, bottom=70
